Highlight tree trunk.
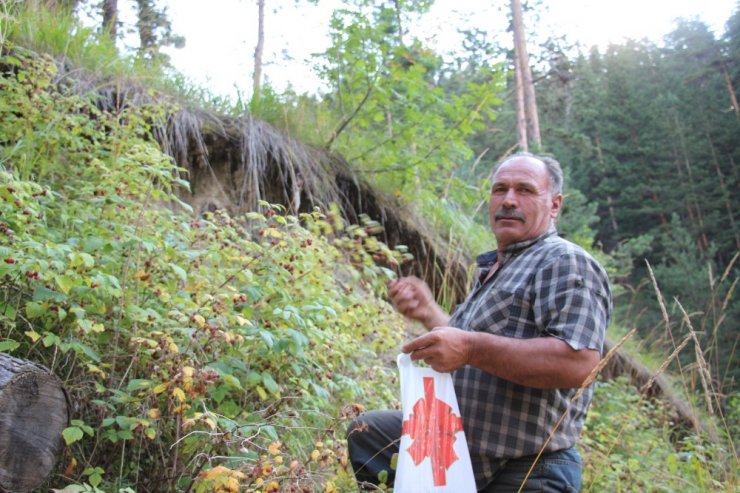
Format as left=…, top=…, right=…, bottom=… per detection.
left=672, top=113, right=709, bottom=251
left=392, top=0, right=405, bottom=46
left=720, top=61, right=739, bottom=118
left=253, top=0, right=266, bottom=99
left=594, top=134, right=619, bottom=233
left=705, top=126, right=740, bottom=250
left=0, top=353, right=69, bottom=493
left=136, top=0, right=157, bottom=56
left=513, top=53, right=528, bottom=151
left=511, top=0, right=541, bottom=150
left=102, top=0, right=118, bottom=42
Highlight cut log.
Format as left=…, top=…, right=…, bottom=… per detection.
left=0, top=353, right=69, bottom=493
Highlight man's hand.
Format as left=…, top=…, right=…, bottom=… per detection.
left=401, top=327, right=472, bottom=373
left=388, top=276, right=450, bottom=329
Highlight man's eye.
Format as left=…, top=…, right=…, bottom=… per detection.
left=492, top=186, right=506, bottom=194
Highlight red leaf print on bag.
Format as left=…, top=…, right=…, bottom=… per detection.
left=401, top=376, right=465, bottom=486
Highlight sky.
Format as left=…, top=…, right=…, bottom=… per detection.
left=156, top=0, right=738, bottom=100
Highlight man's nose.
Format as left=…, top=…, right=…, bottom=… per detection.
left=502, top=188, right=518, bottom=207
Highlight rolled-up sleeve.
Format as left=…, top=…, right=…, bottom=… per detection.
left=533, top=252, right=611, bottom=354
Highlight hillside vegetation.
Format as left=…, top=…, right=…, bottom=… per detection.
left=0, top=3, right=738, bottom=492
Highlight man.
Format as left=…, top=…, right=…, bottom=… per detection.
left=347, top=153, right=612, bottom=492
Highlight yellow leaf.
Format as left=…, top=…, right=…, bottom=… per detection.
left=200, top=465, right=230, bottom=480
left=311, top=449, right=320, bottom=461
left=235, top=316, right=252, bottom=327
left=152, top=383, right=167, bottom=394
left=172, top=387, right=186, bottom=402
left=92, top=323, right=105, bottom=333
left=147, top=408, right=161, bottom=419
left=182, top=366, right=195, bottom=377
left=168, top=341, right=179, bottom=353
left=193, top=314, right=206, bottom=328
left=145, top=428, right=156, bottom=440
left=268, top=441, right=281, bottom=455
left=255, top=385, right=268, bottom=401
left=173, top=403, right=189, bottom=413
left=63, top=457, right=77, bottom=477
left=86, top=363, right=107, bottom=378
left=25, top=330, right=41, bottom=342
left=205, top=417, right=217, bottom=430
left=225, top=477, right=240, bottom=492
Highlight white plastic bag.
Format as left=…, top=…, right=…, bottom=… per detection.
left=394, top=353, right=477, bottom=493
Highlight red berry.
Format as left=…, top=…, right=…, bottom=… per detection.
left=3, top=258, right=15, bottom=264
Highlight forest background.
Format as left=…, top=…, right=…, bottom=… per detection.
left=0, top=0, right=738, bottom=492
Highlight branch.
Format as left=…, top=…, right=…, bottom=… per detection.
left=324, top=79, right=375, bottom=151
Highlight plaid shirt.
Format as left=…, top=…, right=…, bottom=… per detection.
left=449, top=228, right=612, bottom=489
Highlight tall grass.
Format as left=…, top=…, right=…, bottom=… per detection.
left=579, top=261, right=738, bottom=492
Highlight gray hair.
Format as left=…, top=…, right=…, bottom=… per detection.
left=495, top=152, right=564, bottom=195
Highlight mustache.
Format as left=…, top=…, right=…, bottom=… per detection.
left=495, top=208, right=525, bottom=222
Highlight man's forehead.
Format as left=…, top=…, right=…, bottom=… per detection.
left=492, top=157, right=548, bottom=182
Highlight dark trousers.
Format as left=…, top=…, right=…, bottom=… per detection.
left=346, top=410, right=582, bottom=492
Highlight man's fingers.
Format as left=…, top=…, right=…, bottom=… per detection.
left=402, top=332, right=435, bottom=353
left=395, top=297, right=418, bottom=313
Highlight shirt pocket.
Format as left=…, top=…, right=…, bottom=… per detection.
left=471, top=287, right=535, bottom=338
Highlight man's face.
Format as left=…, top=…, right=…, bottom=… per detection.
left=488, top=156, right=562, bottom=252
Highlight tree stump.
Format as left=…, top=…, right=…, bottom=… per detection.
left=0, top=353, right=69, bottom=493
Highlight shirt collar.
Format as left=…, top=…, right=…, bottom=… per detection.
left=476, top=227, right=558, bottom=268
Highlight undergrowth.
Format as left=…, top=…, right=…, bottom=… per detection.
left=0, top=48, right=408, bottom=492
left=582, top=376, right=736, bottom=492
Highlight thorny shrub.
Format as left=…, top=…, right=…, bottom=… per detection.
left=0, top=49, right=410, bottom=492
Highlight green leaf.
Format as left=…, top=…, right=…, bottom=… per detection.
left=90, top=474, right=102, bottom=488
left=0, top=340, right=20, bottom=352
left=221, top=373, right=243, bottom=390
left=82, top=237, right=106, bottom=252
left=70, top=252, right=95, bottom=268
left=0, top=303, right=17, bottom=320
left=25, top=301, right=45, bottom=319
left=63, top=426, right=84, bottom=445
left=71, top=342, right=101, bottom=362
left=33, top=285, right=66, bottom=302
left=52, top=485, right=90, bottom=492
left=55, top=275, right=76, bottom=294
left=246, top=371, right=262, bottom=386
left=170, top=263, right=187, bottom=282
left=117, top=430, right=134, bottom=440
left=377, top=469, right=388, bottom=484
left=261, top=372, right=280, bottom=395
left=2, top=55, right=21, bottom=66
left=126, top=379, right=152, bottom=392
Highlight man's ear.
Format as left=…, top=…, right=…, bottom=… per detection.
left=550, top=193, right=563, bottom=218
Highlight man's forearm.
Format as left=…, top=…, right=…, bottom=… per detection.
left=420, top=306, right=451, bottom=331
left=466, top=331, right=600, bottom=389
